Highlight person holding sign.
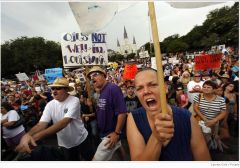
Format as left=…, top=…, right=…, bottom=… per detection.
left=126, top=68, right=211, bottom=160
left=16, top=77, right=94, bottom=161
left=87, top=66, right=127, bottom=161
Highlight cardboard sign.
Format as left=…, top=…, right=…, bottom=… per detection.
left=15, top=73, right=29, bottom=81
left=61, top=32, right=108, bottom=67
left=76, top=73, right=86, bottom=83
left=194, top=53, right=222, bottom=70
left=123, top=64, right=138, bottom=80
left=151, top=57, right=156, bottom=70
left=139, top=51, right=149, bottom=58
left=44, top=68, right=63, bottom=84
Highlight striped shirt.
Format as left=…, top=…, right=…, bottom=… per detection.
left=193, top=94, right=226, bottom=120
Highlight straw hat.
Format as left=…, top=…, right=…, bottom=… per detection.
left=48, top=77, right=74, bottom=92
left=87, top=66, right=106, bottom=78
left=221, top=73, right=230, bottom=79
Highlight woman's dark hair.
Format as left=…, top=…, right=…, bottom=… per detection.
left=203, top=80, right=217, bottom=89
left=222, top=82, right=235, bottom=93
left=1, top=102, right=14, bottom=111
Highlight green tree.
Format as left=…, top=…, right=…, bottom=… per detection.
left=108, top=53, right=124, bottom=62
left=166, top=39, right=189, bottom=53
left=1, top=37, right=62, bottom=78
left=142, top=2, right=238, bottom=53
left=127, top=53, right=136, bottom=60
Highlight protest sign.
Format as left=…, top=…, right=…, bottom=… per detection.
left=44, top=68, right=63, bottom=84
left=75, top=72, right=86, bottom=83
left=123, top=64, right=138, bottom=80
left=194, top=53, right=222, bottom=70
left=151, top=57, right=156, bottom=70
left=139, top=51, right=149, bottom=58
left=61, top=32, right=108, bottom=68
left=15, top=73, right=29, bottom=81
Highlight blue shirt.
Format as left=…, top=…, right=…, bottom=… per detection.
left=132, top=106, right=193, bottom=161
left=97, top=82, right=127, bottom=137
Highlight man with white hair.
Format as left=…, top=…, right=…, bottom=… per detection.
left=87, top=66, right=127, bottom=161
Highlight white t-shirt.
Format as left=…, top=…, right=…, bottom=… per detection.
left=40, top=95, right=88, bottom=148
left=1, top=110, right=25, bottom=138
left=187, top=80, right=204, bottom=103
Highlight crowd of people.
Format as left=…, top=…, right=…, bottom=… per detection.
left=1, top=51, right=239, bottom=161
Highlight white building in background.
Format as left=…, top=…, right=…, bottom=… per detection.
left=117, top=26, right=137, bottom=56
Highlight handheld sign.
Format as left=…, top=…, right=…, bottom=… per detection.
left=15, top=73, right=29, bottom=81
left=123, top=64, right=138, bottom=80
left=194, top=53, right=222, bottom=70
left=61, top=32, right=108, bottom=68
left=44, top=68, right=63, bottom=84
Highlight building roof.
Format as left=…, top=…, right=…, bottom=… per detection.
left=117, top=38, right=120, bottom=47
left=133, top=36, right=136, bottom=44
left=124, top=26, right=128, bottom=39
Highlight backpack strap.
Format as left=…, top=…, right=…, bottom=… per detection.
left=198, top=93, right=203, bottom=103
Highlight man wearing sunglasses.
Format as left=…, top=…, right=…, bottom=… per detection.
left=187, top=72, right=204, bottom=114
left=16, top=77, right=94, bottom=161
left=87, top=66, right=127, bottom=161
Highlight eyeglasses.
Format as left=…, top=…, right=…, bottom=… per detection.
left=194, top=76, right=201, bottom=77
left=90, top=72, right=100, bottom=79
left=51, top=87, right=63, bottom=91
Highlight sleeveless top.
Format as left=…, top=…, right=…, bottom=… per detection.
left=223, top=96, right=236, bottom=114
left=132, top=106, right=193, bottom=161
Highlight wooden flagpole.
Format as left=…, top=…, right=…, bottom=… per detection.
left=148, top=1, right=168, bottom=114
left=85, top=66, right=91, bottom=98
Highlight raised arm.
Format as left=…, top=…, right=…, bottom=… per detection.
left=126, top=113, right=162, bottom=160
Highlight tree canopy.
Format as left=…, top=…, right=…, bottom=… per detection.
left=1, top=37, right=62, bottom=78
left=147, top=2, right=239, bottom=54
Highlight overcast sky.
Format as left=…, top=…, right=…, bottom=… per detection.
left=1, top=1, right=235, bottom=51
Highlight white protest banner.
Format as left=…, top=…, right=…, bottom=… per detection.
left=61, top=32, right=108, bottom=68
left=79, top=73, right=86, bottom=83
left=168, top=2, right=223, bottom=8
left=169, top=57, right=179, bottom=65
left=139, top=51, right=150, bottom=58
left=151, top=57, right=157, bottom=70
left=218, top=44, right=226, bottom=51
left=69, top=2, right=136, bottom=35
left=15, top=73, right=29, bottom=81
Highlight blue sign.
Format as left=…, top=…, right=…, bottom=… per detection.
left=44, top=68, right=63, bottom=84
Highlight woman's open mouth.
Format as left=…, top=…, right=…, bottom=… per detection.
left=146, top=98, right=158, bottom=110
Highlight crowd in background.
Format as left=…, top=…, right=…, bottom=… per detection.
left=1, top=51, right=239, bottom=160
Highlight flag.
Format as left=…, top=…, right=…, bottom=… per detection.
left=69, top=2, right=136, bottom=35
left=167, top=2, right=223, bottom=9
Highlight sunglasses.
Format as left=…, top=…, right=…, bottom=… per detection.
left=51, top=87, right=63, bottom=91
left=90, top=72, right=100, bottom=79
